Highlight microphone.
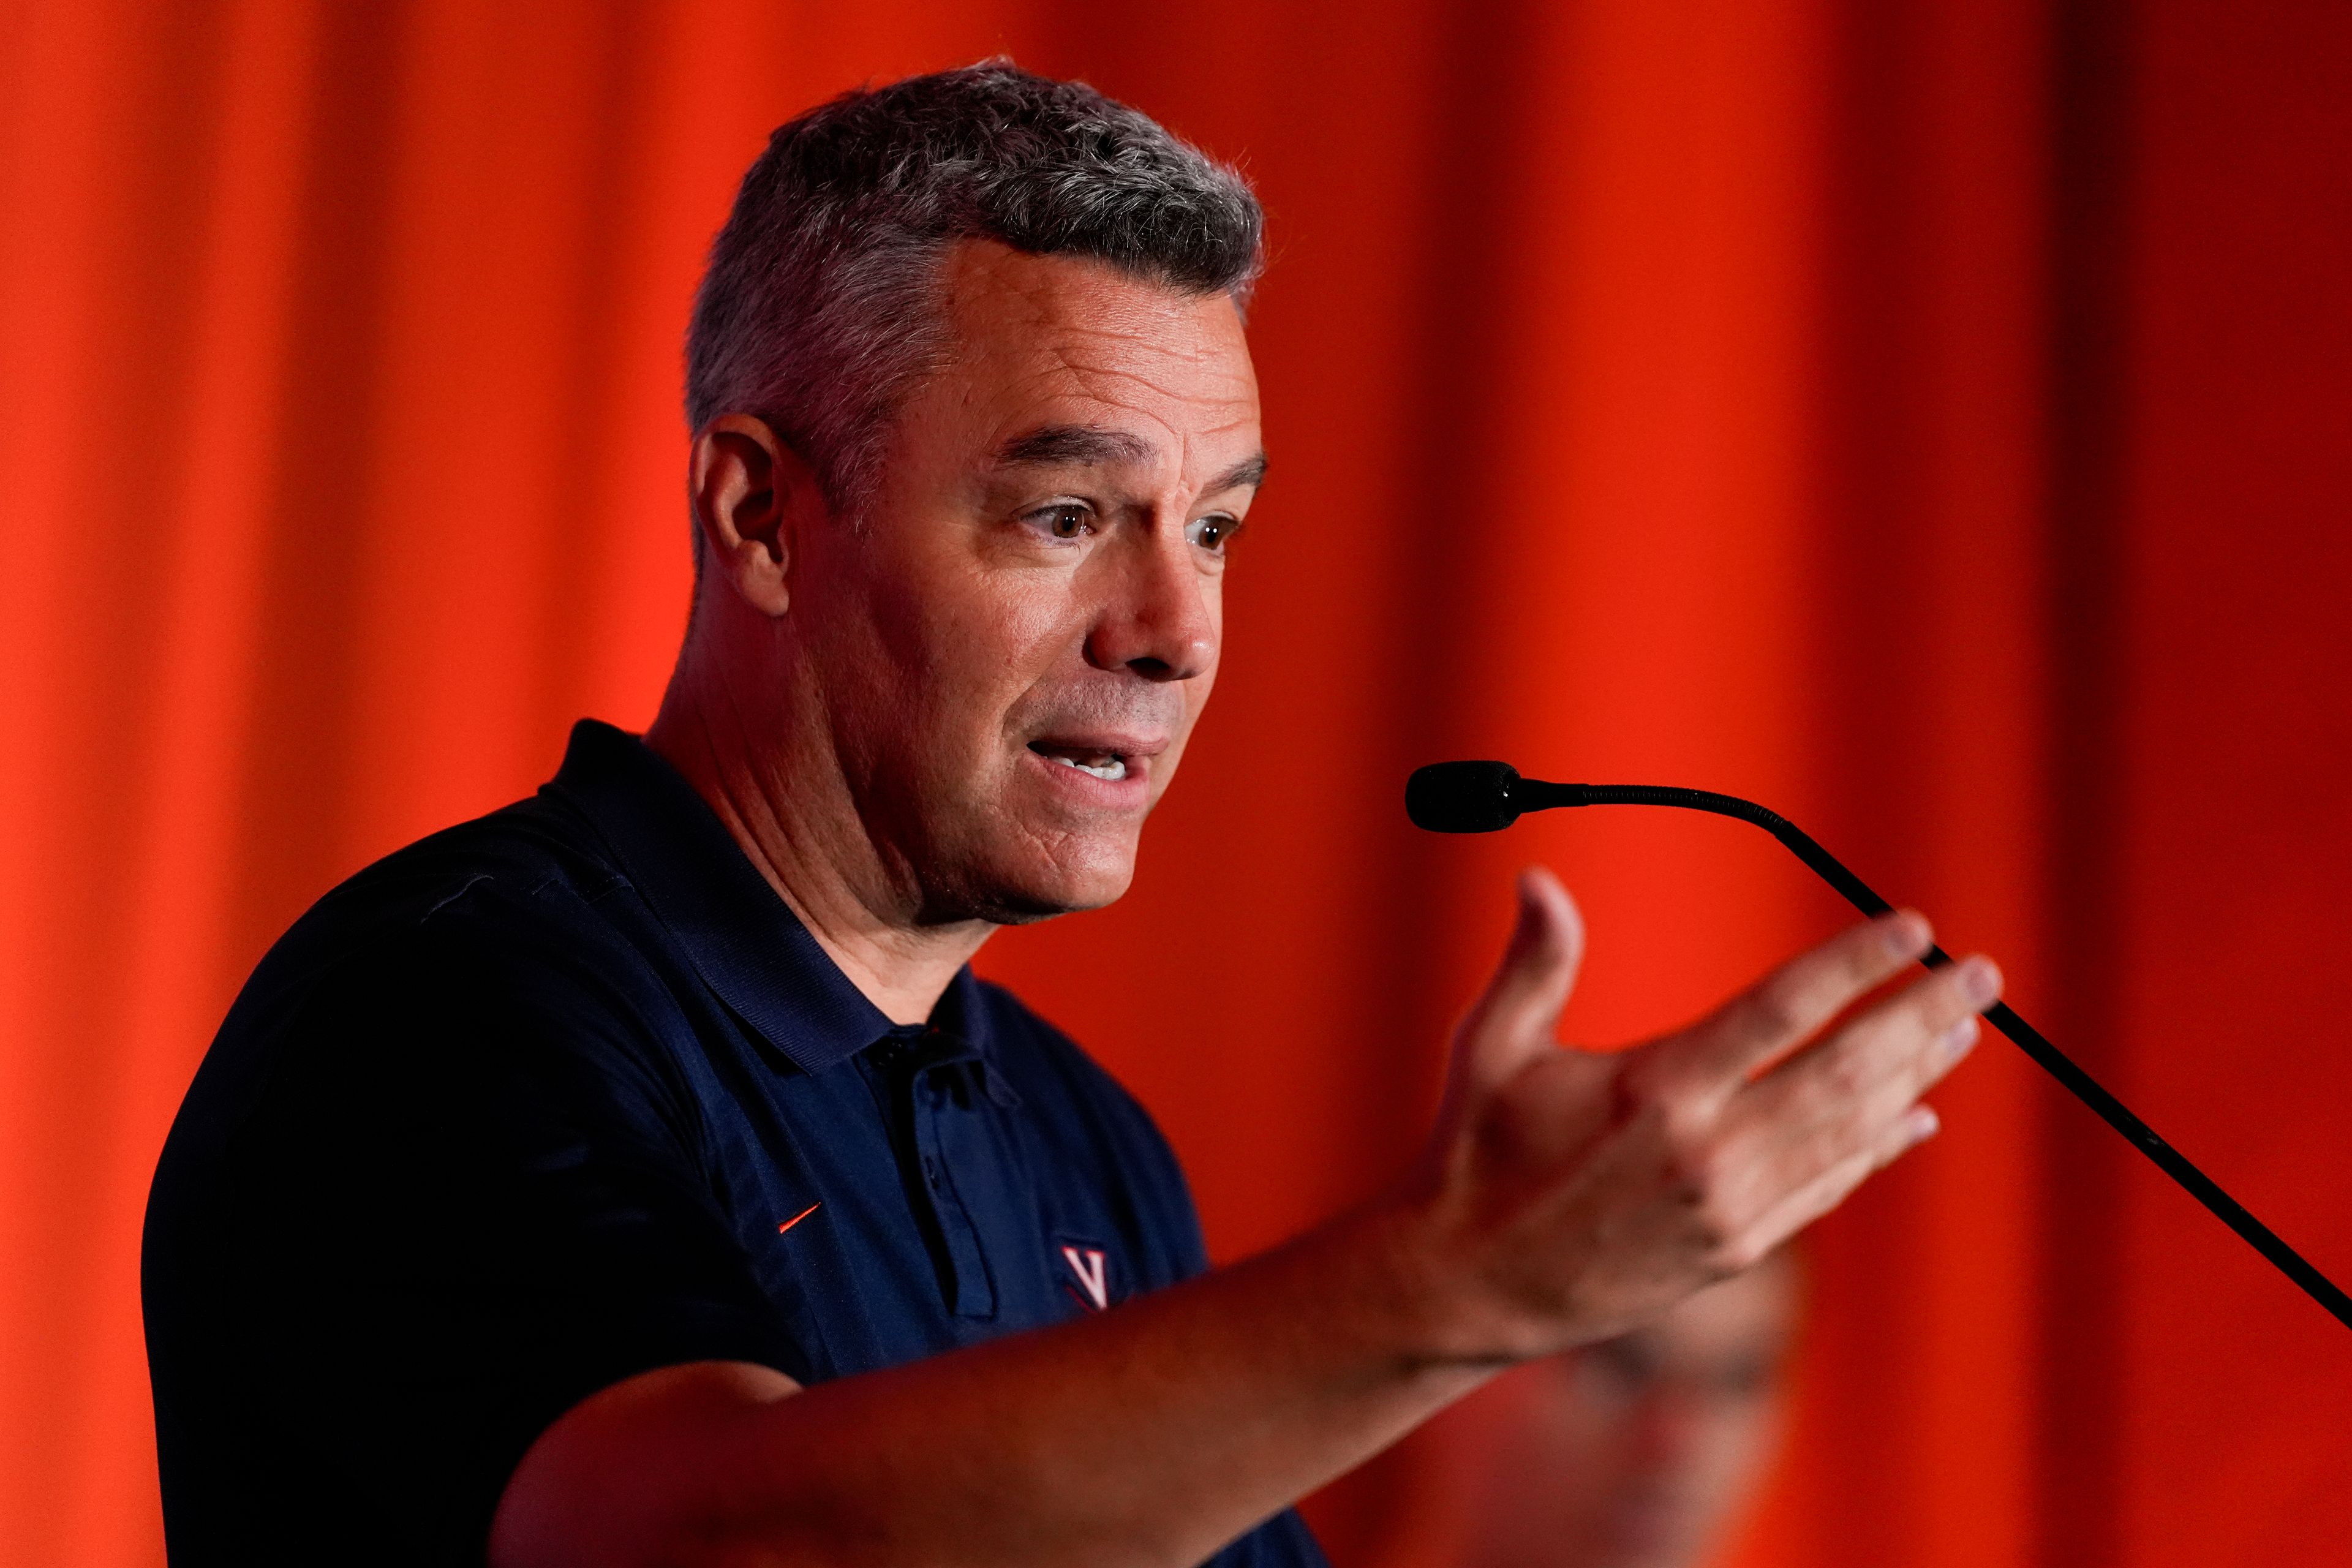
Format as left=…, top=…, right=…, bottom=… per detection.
left=1407, top=760, right=2352, bottom=1332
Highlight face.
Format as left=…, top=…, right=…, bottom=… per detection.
left=785, top=240, right=1262, bottom=924
left=1463, top=1258, right=1799, bottom=1568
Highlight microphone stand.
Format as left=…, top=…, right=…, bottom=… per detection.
left=1408, top=763, right=2352, bottom=1331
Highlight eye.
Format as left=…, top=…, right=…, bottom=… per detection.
left=1025, top=502, right=1095, bottom=541
left=1186, top=513, right=1243, bottom=553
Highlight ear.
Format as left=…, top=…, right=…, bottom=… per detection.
left=688, top=414, right=826, bottom=618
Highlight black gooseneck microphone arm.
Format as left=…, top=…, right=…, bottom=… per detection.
left=1407, top=762, right=2352, bottom=1332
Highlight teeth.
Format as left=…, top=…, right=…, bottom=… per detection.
left=1046, top=753, right=1127, bottom=781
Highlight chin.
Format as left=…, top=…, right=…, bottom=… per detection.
left=931, top=842, right=1138, bottom=925
left=976, top=870, right=1134, bottom=925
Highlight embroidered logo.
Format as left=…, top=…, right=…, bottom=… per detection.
left=777, top=1202, right=821, bottom=1235
left=1060, top=1244, right=1110, bottom=1311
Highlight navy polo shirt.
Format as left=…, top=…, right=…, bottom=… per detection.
left=143, top=720, right=1327, bottom=1568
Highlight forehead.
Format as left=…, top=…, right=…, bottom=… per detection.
left=925, top=239, right=1261, bottom=466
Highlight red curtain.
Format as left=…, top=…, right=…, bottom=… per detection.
left=4, top=2, right=2349, bottom=1564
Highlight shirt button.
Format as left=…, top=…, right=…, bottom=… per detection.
left=922, top=1156, right=942, bottom=1190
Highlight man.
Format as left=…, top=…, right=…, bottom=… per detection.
left=1455, top=1250, right=1802, bottom=1568
left=143, top=62, right=1998, bottom=1568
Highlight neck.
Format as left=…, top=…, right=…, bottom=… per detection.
left=646, top=649, right=992, bottom=1027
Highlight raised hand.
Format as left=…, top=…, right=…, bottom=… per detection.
left=1405, top=867, right=1999, bottom=1363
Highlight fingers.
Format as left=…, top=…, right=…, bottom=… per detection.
left=1735, top=1097, right=1944, bottom=1261
left=1449, top=868, right=1587, bottom=1098
left=1660, top=910, right=1936, bottom=1098
left=1709, top=952, right=2000, bottom=1242
left=1742, top=952, right=1999, bottom=1140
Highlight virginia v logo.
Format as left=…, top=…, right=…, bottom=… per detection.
left=1060, top=1244, right=1109, bottom=1311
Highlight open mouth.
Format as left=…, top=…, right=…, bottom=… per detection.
left=1028, top=742, right=1129, bottom=782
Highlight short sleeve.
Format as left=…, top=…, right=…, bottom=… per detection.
left=214, top=908, right=801, bottom=1564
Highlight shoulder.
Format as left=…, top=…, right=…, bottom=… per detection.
left=172, top=795, right=696, bottom=1168
left=304, top=793, right=632, bottom=963
left=262, top=790, right=662, bottom=1016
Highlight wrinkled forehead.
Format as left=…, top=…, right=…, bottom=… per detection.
left=924, top=239, right=1261, bottom=484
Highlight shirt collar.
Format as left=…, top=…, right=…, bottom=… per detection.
left=929, top=964, right=1001, bottom=1073
left=874, top=970, right=1019, bottom=1108
left=543, top=719, right=986, bottom=1076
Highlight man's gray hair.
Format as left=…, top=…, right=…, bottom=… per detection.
left=685, top=61, right=1264, bottom=535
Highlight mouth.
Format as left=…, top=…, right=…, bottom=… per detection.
left=1027, top=741, right=1132, bottom=782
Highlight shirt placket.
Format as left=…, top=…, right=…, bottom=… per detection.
left=907, top=1034, right=999, bottom=1321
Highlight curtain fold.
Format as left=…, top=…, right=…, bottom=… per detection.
left=3, top=3, right=2347, bottom=1563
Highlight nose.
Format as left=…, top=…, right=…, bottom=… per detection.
left=1083, top=523, right=1217, bottom=682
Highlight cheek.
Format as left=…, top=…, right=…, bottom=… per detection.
left=862, top=556, right=1072, bottom=736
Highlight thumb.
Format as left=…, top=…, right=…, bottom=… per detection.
left=1449, top=867, right=1587, bottom=1098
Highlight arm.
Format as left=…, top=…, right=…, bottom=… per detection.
left=491, top=870, right=1997, bottom=1567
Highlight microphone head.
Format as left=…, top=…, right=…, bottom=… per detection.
left=1406, top=761, right=1523, bottom=832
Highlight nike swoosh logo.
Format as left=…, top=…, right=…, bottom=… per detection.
left=777, top=1202, right=821, bottom=1234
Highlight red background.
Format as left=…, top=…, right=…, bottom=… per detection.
left=4, top=2, right=2350, bottom=1564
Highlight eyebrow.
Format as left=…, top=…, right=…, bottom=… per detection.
left=994, top=424, right=1156, bottom=469
left=992, top=423, right=1268, bottom=496
left=1205, top=451, right=1268, bottom=496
